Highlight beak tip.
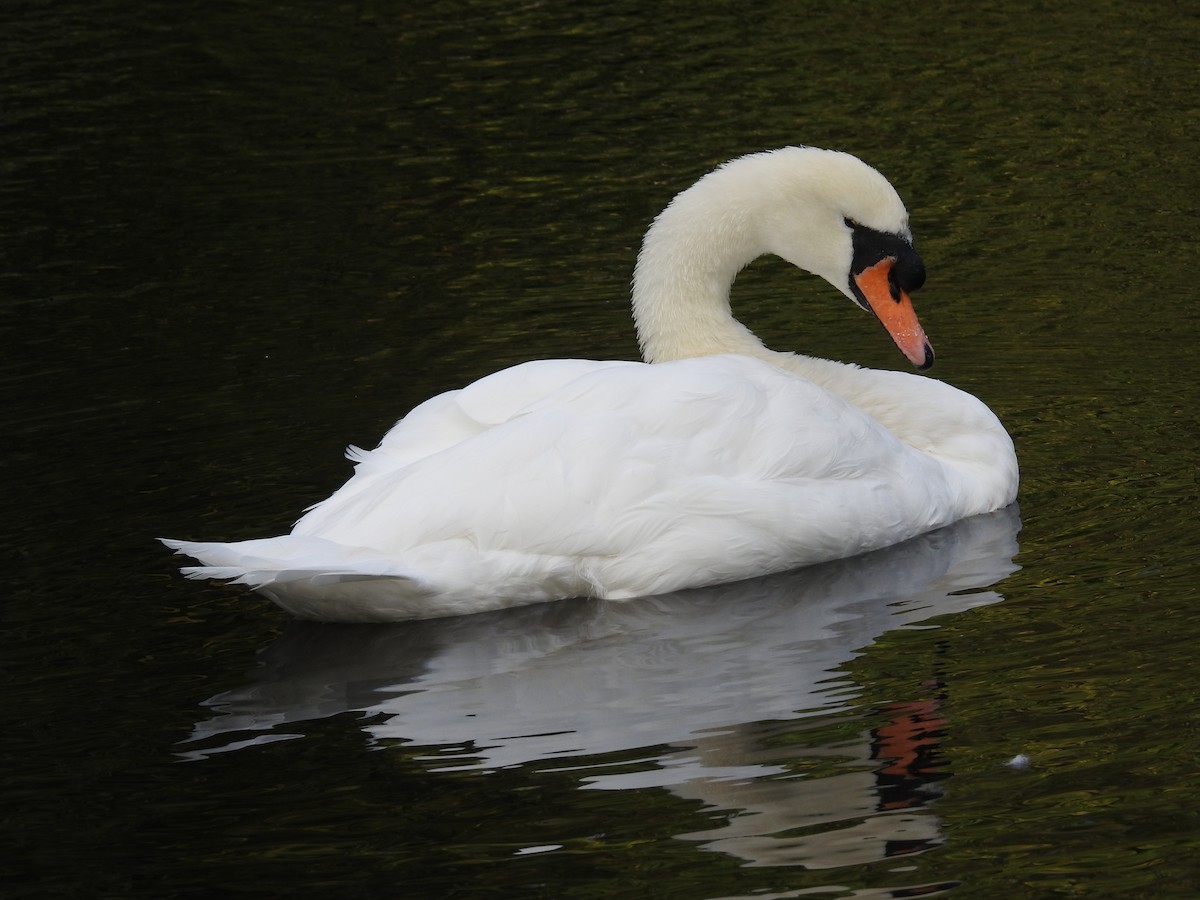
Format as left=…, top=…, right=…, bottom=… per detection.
left=915, top=343, right=935, bottom=371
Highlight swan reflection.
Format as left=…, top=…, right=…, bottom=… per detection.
left=183, top=505, right=1020, bottom=870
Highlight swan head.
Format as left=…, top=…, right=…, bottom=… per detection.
left=747, top=147, right=934, bottom=370
left=635, top=147, right=934, bottom=370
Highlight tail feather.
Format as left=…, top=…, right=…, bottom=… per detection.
left=160, top=536, right=454, bottom=619
left=159, top=535, right=574, bottom=622
left=161, top=536, right=424, bottom=583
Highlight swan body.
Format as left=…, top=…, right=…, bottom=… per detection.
left=164, top=147, right=1018, bottom=622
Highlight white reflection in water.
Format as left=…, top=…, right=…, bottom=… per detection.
left=183, top=505, right=1020, bottom=870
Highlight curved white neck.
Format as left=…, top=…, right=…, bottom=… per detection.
left=631, top=199, right=766, bottom=364
left=630, top=148, right=882, bottom=370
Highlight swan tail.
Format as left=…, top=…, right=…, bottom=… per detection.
left=159, top=536, right=454, bottom=622
left=160, top=536, right=585, bottom=622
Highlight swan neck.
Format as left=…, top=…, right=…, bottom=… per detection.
left=629, top=147, right=906, bottom=367
left=631, top=186, right=770, bottom=364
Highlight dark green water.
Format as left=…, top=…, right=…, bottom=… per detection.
left=5, top=1, right=1200, bottom=897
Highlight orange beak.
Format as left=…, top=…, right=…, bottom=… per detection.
left=853, top=257, right=934, bottom=370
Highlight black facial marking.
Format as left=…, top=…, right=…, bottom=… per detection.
left=846, top=219, right=925, bottom=308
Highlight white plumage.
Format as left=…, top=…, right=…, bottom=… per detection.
left=164, top=147, right=1018, bottom=622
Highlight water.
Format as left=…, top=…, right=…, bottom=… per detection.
left=4, top=0, right=1200, bottom=896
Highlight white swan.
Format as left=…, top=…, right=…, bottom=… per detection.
left=163, top=146, right=1018, bottom=622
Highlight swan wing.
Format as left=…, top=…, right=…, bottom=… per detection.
left=290, top=355, right=958, bottom=591
left=165, top=354, right=987, bottom=619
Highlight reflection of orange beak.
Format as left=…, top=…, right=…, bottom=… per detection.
left=853, top=257, right=935, bottom=370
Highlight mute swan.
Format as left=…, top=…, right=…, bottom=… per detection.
left=163, top=146, right=1018, bottom=622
